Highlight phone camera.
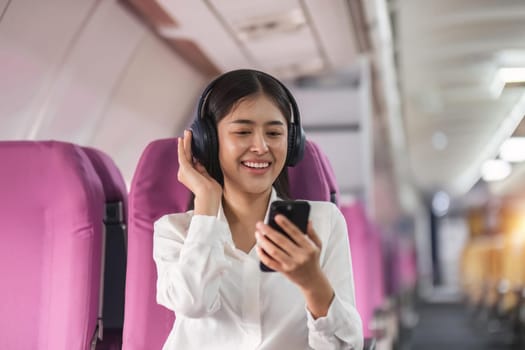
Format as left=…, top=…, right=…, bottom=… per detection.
left=286, top=204, right=292, bottom=211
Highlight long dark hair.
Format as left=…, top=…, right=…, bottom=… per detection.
left=196, top=69, right=292, bottom=202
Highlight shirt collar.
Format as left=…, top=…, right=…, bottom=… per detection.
left=263, top=187, right=280, bottom=223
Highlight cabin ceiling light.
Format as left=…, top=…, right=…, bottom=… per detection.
left=497, top=67, right=525, bottom=84
left=499, top=137, right=525, bottom=162
left=481, top=159, right=511, bottom=182
left=235, top=8, right=306, bottom=41
left=432, top=190, right=450, bottom=217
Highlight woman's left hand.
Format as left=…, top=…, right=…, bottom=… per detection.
left=255, top=215, right=335, bottom=318
left=255, top=215, right=324, bottom=289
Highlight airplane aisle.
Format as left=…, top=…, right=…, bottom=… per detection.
left=404, top=302, right=522, bottom=350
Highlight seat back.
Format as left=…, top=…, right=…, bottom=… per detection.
left=341, top=201, right=374, bottom=338
left=122, top=138, right=190, bottom=350
left=397, top=235, right=418, bottom=294
left=367, top=223, right=386, bottom=319
left=0, top=141, right=104, bottom=350
left=289, top=142, right=375, bottom=348
left=82, top=147, right=128, bottom=333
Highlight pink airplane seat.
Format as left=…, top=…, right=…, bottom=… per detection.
left=397, top=234, right=418, bottom=294
left=122, top=138, right=190, bottom=350
left=0, top=141, right=105, bottom=350
left=341, top=201, right=375, bottom=338
left=312, top=141, right=341, bottom=206
left=343, top=201, right=394, bottom=342
left=81, top=147, right=128, bottom=346
left=341, top=201, right=388, bottom=346
left=288, top=140, right=331, bottom=202
left=289, top=140, right=375, bottom=349
left=368, top=224, right=387, bottom=315
left=82, top=147, right=127, bottom=219
left=384, top=231, right=417, bottom=297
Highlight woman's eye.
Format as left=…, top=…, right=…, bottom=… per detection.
left=267, top=131, right=283, bottom=137
left=234, top=130, right=251, bottom=135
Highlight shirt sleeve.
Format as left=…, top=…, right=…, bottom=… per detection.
left=306, top=203, right=364, bottom=350
left=153, top=212, right=231, bottom=318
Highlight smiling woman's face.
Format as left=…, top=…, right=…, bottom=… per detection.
left=217, top=93, right=288, bottom=198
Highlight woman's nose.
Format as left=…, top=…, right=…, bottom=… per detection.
left=250, top=131, right=269, bottom=153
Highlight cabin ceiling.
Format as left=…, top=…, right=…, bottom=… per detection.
left=397, top=0, right=525, bottom=199
left=126, top=0, right=525, bottom=203
left=128, top=0, right=359, bottom=78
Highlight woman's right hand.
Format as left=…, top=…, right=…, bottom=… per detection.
left=177, top=130, right=222, bottom=216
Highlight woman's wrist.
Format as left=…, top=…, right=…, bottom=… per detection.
left=194, top=195, right=221, bottom=216
left=301, top=271, right=335, bottom=319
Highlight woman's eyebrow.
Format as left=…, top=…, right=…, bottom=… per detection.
left=266, top=120, right=285, bottom=126
left=229, top=119, right=285, bottom=126
left=229, top=119, right=254, bottom=125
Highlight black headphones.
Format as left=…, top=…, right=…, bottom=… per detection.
left=190, top=69, right=305, bottom=172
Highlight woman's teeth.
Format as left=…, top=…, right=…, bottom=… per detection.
left=243, top=161, right=269, bottom=169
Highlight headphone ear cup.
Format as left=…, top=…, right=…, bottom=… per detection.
left=190, top=117, right=220, bottom=176
left=204, top=117, right=219, bottom=171
left=286, top=124, right=305, bottom=166
left=286, top=124, right=296, bottom=166
left=296, top=126, right=305, bottom=164
left=189, top=118, right=205, bottom=165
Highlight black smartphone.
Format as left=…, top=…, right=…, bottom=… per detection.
left=260, top=200, right=311, bottom=272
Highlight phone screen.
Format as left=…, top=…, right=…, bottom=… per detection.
left=260, top=200, right=311, bottom=272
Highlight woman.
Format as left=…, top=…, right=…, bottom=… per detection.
left=153, top=69, right=363, bottom=349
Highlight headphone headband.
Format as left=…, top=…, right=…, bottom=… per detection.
left=197, top=69, right=301, bottom=125
left=191, top=69, right=305, bottom=171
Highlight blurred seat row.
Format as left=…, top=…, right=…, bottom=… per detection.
left=461, top=205, right=525, bottom=344
left=0, top=139, right=417, bottom=350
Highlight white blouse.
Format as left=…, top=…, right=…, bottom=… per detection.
left=153, top=189, right=363, bottom=350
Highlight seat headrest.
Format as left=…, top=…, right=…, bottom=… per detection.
left=82, top=146, right=128, bottom=205
left=288, top=140, right=331, bottom=202
left=129, top=138, right=190, bottom=218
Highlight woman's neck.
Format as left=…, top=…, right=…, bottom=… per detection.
left=222, top=187, right=272, bottom=252
left=222, top=187, right=272, bottom=224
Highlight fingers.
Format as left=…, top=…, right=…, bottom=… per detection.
left=177, top=137, right=189, bottom=169
left=256, top=245, right=280, bottom=271
left=177, top=130, right=193, bottom=167
left=274, top=215, right=315, bottom=249
left=255, top=230, right=293, bottom=270
left=256, top=222, right=300, bottom=256
left=306, top=220, right=322, bottom=249
left=177, top=133, right=201, bottom=189
left=255, top=217, right=322, bottom=271
left=179, top=131, right=211, bottom=178
left=183, top=129, right=193, bottom=163
left=194, top=161, right=211, bottom=177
